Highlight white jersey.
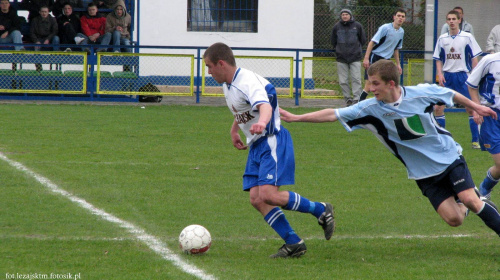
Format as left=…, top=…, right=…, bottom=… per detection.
left=433, top=30, right=482, bottom=73
left=335, top=84, right=462, bottom=180
left=223, top=67, right=281, bottom=146
left=466, top=52, right=500, bottom=110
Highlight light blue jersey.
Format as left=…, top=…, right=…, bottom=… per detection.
left=371, top=23, right=404, bottom=59
left=335, top=84, right=463, bottom=180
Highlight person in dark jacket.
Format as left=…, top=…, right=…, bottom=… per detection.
left=21, top=0, right=54, bottom=22
left=0, top=0, right=23, bottom=50
left=331, top=9, right=366, bottom=106
left=57, top=3, right=84, bottom=50
left=30, top=5, right=59, bottom=50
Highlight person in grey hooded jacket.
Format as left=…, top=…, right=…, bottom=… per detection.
left=330, top=9, right=366, bottom=105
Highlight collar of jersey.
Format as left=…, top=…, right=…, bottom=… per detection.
left=379, top=86, right=406, bottom=107
left=227, top=68, right=241, bottom=89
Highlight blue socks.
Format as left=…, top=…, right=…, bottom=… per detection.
left=435, top=115, right=446, bottom=128
left=479, top=170, right=499, bottom=196
left=264, top=207, right=301, bottom=244
left=283, top=191, right=325, bottom=219
left=469, top=116, right=479, bottom=142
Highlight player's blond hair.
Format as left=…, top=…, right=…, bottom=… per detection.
left=367, top=60, right=399, bottom=86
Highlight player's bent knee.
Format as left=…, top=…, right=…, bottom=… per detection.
left=444, top=215, right=463, bottom=227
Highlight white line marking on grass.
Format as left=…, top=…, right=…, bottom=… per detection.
left=0, top=152, right=217, bottom=280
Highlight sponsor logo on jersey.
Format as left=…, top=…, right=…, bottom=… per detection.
left=266, top=174, right=274, bottom=179
left=234, top=111, right=255, bottom=124
left=447, top=47, right=461, bottom=60
left=383, top=112, right=397, bottom=117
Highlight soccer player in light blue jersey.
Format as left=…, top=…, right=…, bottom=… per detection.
left=360, top=8, right=405, bottom=101
left=433, top=10, right=482, bottom=149
left=466, top=52, right=500, bottom=199
left=281, top=59, right=500, bottom=237
left=203, top=42, right=335, bottom=258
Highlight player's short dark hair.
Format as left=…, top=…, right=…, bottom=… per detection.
left=367, top=60, right=399, bottom=87
left=453, top=6, right=463, bottom=13
left=393, top=8, right=406, bottom=16
left=88, top=2, right=97, bottom=8
left=203, top=42, right=236, bottom=67
left=447, top=10, right=460, bottom=20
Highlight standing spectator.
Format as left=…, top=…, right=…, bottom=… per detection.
left=57, top=3, right=84, bottom=51
left=330, top=8, right=366, bottom=106
left=52, top=0, right=83, bottom=18
left=432, top=10, right=482, bottom=149
left=486, top=24, right=500, bottom=54
left=105, top=3, right=130, bottom=52
left=360, top=8, right=405, bottom=101
left=21, top=0, right=54, bottom=23
left=441, top=7, right=473, bottom=35
left=79, top=2, right=111, bottom=52
left=0, top=0, right=23, bottom=51
left=466, top=52, right=500, bottom=199
left=30, top=6, right=59, bottom=51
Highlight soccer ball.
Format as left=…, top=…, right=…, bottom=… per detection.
left=179, top=224, right=212, bottom=255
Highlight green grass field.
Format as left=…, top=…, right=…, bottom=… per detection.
left=0, top=103, right=498, bottom=280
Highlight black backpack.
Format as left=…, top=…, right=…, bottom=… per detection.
left=138, top=83, right=163, bottom=103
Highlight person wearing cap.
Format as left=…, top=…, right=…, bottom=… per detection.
left=330, top=9, right=366, bottom=106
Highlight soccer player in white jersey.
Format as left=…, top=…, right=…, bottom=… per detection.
left=360, top=8, right=406, bottom=101
left=466, top=52, right=500, bottom=199
left=433, top=10, right=482, bottom=149
left=280, top=60, right=500, bottom=237
left=203, top=42, right=335, bottom=258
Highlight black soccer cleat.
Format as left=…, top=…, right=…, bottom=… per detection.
left=318, top=202, right=335, bottom=240
left=269, top=240, right=307, bottom=258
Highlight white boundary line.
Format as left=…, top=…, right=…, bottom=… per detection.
left=0, top=152, right=217, bottom=280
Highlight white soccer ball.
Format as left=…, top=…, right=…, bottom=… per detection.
left=179, top=224, right=212, bottom=255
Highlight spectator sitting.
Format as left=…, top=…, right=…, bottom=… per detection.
left=96, top=0, right=124, bottom=9
left=52, top=0, right=83, bottom=18
left=30, top=5, right=60, bottom=51
left=21, top=0, right=54, bottom=23
left=57, top=3, right=84, bottom=51
left=0, top=0, right=23, bottom=51
left=79, top=2, right=111, bottom=52
left=105, top=3, right=130, bottom=52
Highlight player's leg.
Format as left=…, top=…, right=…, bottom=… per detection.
left=478, top=115, right=500, bottom=198
left=248, top=186, right=307, bottom=258
left=479, top=156, right=500, bottom=198
left=359, top=72, right=370, bottom=101
left=450, top=158, right=500, bottom=236
left=338, top=62, right=353, bottom=106
left=434, top=105, right=446, bottom=128
left=435, top=196, right=466, bottom=226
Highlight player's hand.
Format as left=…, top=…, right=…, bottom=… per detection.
left=437, top=74, right=446, bottom=87
left=250, top=121, right=266, bottom=135
left=476, top=105, right=497, bottom=120
left=363, top=58, right=370, bottom=69
left=472, top=111, right=484, bottom=125
left=397, top=65, right=402, bottom=75
left=231, top=133, right=247, bottom=150
left=279, top=108, right=296, bottom=122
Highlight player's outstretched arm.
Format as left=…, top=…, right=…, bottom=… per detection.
left=280, top=108, right=338, bottom=123
left=453, top=92, right=498, bottom=120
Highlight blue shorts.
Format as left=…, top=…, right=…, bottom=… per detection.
left=242, top=127, right=295, bottom=191
left=444, top=72, right=470, bottom=99
left=479, top=108, right=500, bottom=154
left=416, top=156, right=475, bottom=210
